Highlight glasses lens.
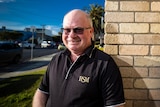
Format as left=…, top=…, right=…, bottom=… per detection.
left=73, top=28, right=84, bottom=34
left=62, top=27, right=90, bottom=34
left=62, top=28, right=71, bottom=34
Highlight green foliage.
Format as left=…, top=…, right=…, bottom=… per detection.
left=84, top=4, right=104, bottom=35
left=0, top=69, right=46, bottom=107
left=0, top=31, right=23, bottom=41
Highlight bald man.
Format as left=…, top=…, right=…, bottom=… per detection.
left=32, top=9, right=125, bottom=107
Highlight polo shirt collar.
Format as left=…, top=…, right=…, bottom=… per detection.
left=62, top=43, right=95, bottom=58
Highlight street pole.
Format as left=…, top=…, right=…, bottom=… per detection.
left=42, top=25, right=45, bottom=42
left=31, top=26, right=36, bottom=60
left=100, top=17, right=104, bottom=46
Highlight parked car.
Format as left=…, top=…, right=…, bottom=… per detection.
left=41, top=40, right=56, bottom=48
left=95, top=44, right=104, bottom=51
left=18, top=41, right=36, bottom=49
left=0, top=42, right=23, bottom=64
left=58, top=43, right=66, bottom=50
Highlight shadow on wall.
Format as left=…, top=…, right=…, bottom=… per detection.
left=112, top=56, right=159, bottom=107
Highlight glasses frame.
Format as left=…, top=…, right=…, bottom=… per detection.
left=61, top=27, right=91, bottom=35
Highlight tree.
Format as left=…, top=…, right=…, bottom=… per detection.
left=0, top=31, right=23, bottom=41
left=84, top=4, right=104, bottom=41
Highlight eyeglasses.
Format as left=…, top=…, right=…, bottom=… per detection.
left=61, top=27, right=91, bottom=34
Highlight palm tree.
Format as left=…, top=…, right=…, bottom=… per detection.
left=84, top=4, right=104, bottom=41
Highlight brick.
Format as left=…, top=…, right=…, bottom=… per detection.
left=123, top=78, right=134, bottom=88
left=105, top=23, right=118, bottom=33
left=134, top=34, right=160, bottom=44
left=135, top=12, right=160, bottom=22
left=149, top=68, right=160, bottom=77
left=134, top=101, right=160, bottom=107
left=105, top=12, right=134, bottom=22
left=105, top=1, right=118, bottom=11
left=134, top=56, right=160, bottom=66
left=112, top=56, right=133, bottom=66
left=151, top=46, right=160, bottom=55
left=120, top=67, right=148, bottom=78
left=124, top=89, right=148, bottom=100
left=119, top=45, right=149, bottom=55
left=134, top=78, right=160, bottom=89
left=149, top=90, right=160, bottom=100
left=120, top=23, right=149, bottom=33
left=104, top=45, right=118, bottom=55
left=120, top=1, right=149, bottom=11
left=151, top=2, right=160, bottom=11
left=151, top=24, right=160, bottom=33
left=104, top=34, right=133, bottom=44
left=151, top=45, right=160, bottom=55
left=125, top=100, right=133, bottom=107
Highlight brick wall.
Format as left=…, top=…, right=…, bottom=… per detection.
left=104, top=0, right=160, bottom=107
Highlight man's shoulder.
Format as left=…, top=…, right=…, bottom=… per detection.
left=51, top=50, right=68, bottom=60
left=93, top=48, right=111, bottom=61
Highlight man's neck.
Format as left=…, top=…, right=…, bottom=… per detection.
left=70, top=52, right=81, bottom=62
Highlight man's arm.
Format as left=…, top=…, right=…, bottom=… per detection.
left=32, top=89, right=48, bottom=107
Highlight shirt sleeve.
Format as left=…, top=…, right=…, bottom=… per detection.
left=101, top=57, right=125, bottom=106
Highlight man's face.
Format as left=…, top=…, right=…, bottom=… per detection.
left=62, top=11, right=93, bottom=54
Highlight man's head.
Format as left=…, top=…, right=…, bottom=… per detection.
left=62, top=9, right=94, bottom=55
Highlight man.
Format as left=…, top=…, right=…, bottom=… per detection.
left=32, top=9, right=125, bottom=107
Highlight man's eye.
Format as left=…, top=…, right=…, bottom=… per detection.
left=74, top=28, right=84, bottom=33
left=64, top=29, right=71, bottom=32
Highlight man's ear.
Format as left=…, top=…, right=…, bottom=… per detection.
left=90, top=28, right=94, bottom=41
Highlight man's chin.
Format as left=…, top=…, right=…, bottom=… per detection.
left=68, top=46, right=79, bottom=51
left=68, top=43, right=80, bottom=47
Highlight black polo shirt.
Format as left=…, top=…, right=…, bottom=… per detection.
left=39, top=45, right=125, bottom=107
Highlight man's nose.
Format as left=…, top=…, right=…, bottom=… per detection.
left=68, top=30, right=76, bottom=37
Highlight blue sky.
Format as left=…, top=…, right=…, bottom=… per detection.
left=0, top=0, right=104, bottom=35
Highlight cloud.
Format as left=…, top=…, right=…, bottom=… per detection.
left=0, top=0, right=15, bottom=3
left=25, top=25, right=61, bottom=36
left=0, top=21, right=61, bottom=36
left=0, top=21, right=26, bottom=30
left=45, top=25, right=61, bottom=35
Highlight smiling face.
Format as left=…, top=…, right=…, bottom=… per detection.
left=62, top=9, right=94, bottom=55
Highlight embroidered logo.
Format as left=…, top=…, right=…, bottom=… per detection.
left=79, top=76, right=90, bottom=83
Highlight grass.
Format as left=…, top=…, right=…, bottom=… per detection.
left=0, top=68, right=46, bottom=107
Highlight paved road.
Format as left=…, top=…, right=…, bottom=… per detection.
left=0, top=48, right=60, bottom=72
left=0, top=51, right=59, bottom=80
left=0, top=53, right=56, bottom=80
left=22, top=48, right=58, bottom=62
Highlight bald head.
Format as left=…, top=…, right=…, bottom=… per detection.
left=63, top=9, right=93, bottom=28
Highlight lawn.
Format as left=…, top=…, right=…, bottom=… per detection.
left=0, top=68, right=46, bottom=107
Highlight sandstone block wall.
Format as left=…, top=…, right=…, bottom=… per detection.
left=104, top=0, right=160, bottom=107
